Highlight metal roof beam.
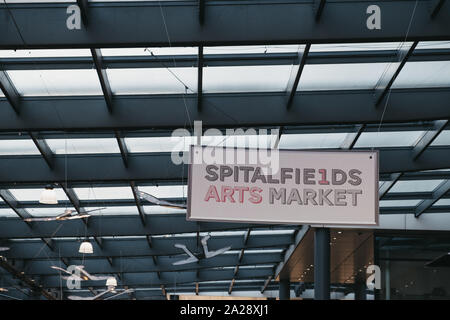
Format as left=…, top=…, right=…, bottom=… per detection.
left=375, top=42, right=418, bottom=106
left=0, top=70, right=20, bottom=114
left=430, top=0, right=446, bottom=18
left=0, top=147, right=449, bottom=184
left=38, top=268, right=274, bottom=288
left=0, top=88, right=449, bottom=132
left=28, top=132, right=54, bottom=169
left=198, top=0, right=205, bottom=25
left=313, top=0, right=326, bottom=21
left=260, top=275, right=273, bottom=294
left=415, top=180, right=450, bottom=218
left=412, top=120, right=448, bottom=160
left=130, top=181, right=147, bottom=226
left=0, top=189, right=32, bottom=221
left=379, top=172, right=402, bottom=199
left=3, top=234, right=293, bottom=259
left=3, top=49, right=450, bottom=70
left=340, top=124, right=365, bottom=150
left=286, top=44, right=310, bottom=109
left=76, top=0, right=89, bottom=27
left=0, top=257, right=56, bottom=300
left=0, top=215, right=280, bottom=239
left=3, top=1, right=450, bottom=48
left=197, top=46, right=204, bottom=111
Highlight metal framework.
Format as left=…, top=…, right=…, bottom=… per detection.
left=0, top=0, right=449, bottom=300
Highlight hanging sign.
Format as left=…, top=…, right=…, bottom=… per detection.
left=187, top=146, right=378, bottom=226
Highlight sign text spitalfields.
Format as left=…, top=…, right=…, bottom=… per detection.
left=188, top=146, right=378, bottom=226
left=203, top=165, right=363, bottom=207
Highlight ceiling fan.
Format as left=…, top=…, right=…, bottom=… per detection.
left=138, top=191, right=186, bottom=209
left=68, top=288, right=133, bottom=300
left=173, top=235, right=231, bottom=265
left=51, top=265, right=111, bottom=281
left=23, top=208, right=106, bottom=222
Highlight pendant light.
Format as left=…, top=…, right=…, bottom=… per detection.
left=106, top=277, right=117, bottom=292
left=79, top=241, right=93, bottom=254
left=39, top=185, right=58, bottom=204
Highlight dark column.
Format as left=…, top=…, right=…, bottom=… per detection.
left=279, top=278, right=290, bottom=300
left=354, top=279, right=367, bottom=300
left=314, top=228, right=330, bottom=300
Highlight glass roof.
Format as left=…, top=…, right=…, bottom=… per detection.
left=354, top=131, right=425, bottom=148
left=7, top=70, right=102, bottom=96
left=46, top=138, right=120, bottom=154
left=107, top=68, right=197, bottom=95
left=279, top=133, right=348, bottom=149
left=203, top=65, right=292, bottom=93
left=0, top=139, right=40, bottom=155
left=393, top=61, right=450, bottom=89
left=1, top=38, right=450, bottom=298
left=8, top=188, right=69, bottom=202
left=379, top=200, right=422, bottom=207
left=298, top=63, right=391, bottom=91
left=389, top=180, right=445, bottom=193
left=74, top=187, right=134, bottom=200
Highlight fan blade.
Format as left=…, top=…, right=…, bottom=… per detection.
left=23, top=217, right=55, bottom=222
left=172, top=257, right=198, bottom=265
left=82, top=208, right=107, bottom=214
left=89, top=275, right=111, bottom=281
left=204, top=246, right=231, bottom=259
left=139, top=191, right=186, bottom=209
left=103, top=289, right=134, bottom=300
left=174, top=244, right=197, bottom=260
left=67, top=295, right=87, bottom=300
left=66, top=214, right=91, bottom=220
left=50, top=266, right=72, bottom=275
left=61, top=275, right=84, bottom=281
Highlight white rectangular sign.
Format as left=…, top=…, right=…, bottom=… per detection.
left=187, top=146, right=379, bottom=226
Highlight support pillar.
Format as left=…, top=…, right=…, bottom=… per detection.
left=279, top=278, right=290, bottom=300
left=314, top=228, right=330, bottom=300
left=354, top=279, right=367, bottom=300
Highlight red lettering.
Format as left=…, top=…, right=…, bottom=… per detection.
left=204, top=185, right=220, bottom=202
left=249, top=187, right=263, bottom=204
left=233, top=186, right=249, bottom=203
left=221, top=186, right=235, bottom=203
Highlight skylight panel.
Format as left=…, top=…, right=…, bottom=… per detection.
left=143, top=206, right=185, bottom=214
left=0, top=49, right=90, bottom=58
left=203, top=65, right=291, bottom=93
left=298, top=63, right=391, bottom=91
left=433, top=199, right=450, bottom=206
left=0, top=139, right=40, bottom=155
left=101, top=47, right=197, bottom=56
left=138, top=185, right=187, bottom=199
left=278, top=133, right=348, bottom=149
left=0, top=208, right=18, bottom=218
left=431, top=130, right=450, bottom=146
left=26, top=207, right=77, bottom=217
left=354, top=131, right=425, bottom=148
left=204, top=45, right=302, bottom=54
left=8, top=188, right=69, bottom=202
left=393, top=61, right=450, bottom=89
left=125, top=136, right=195, bottom=153
left=389, top=180, right=445, bottom=193
left=7, top=69, right=102, bottom=96
left=74, top=187, right=134, bottom=200
left=379, top=200, right=421, bottom=207
left=46, top=138, right=120, bottom=154
left=85, top=206, right=138, bottom=215
left=310, top=42, right=405, bottom=52
left=106, top=68, right=197, bottom=94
